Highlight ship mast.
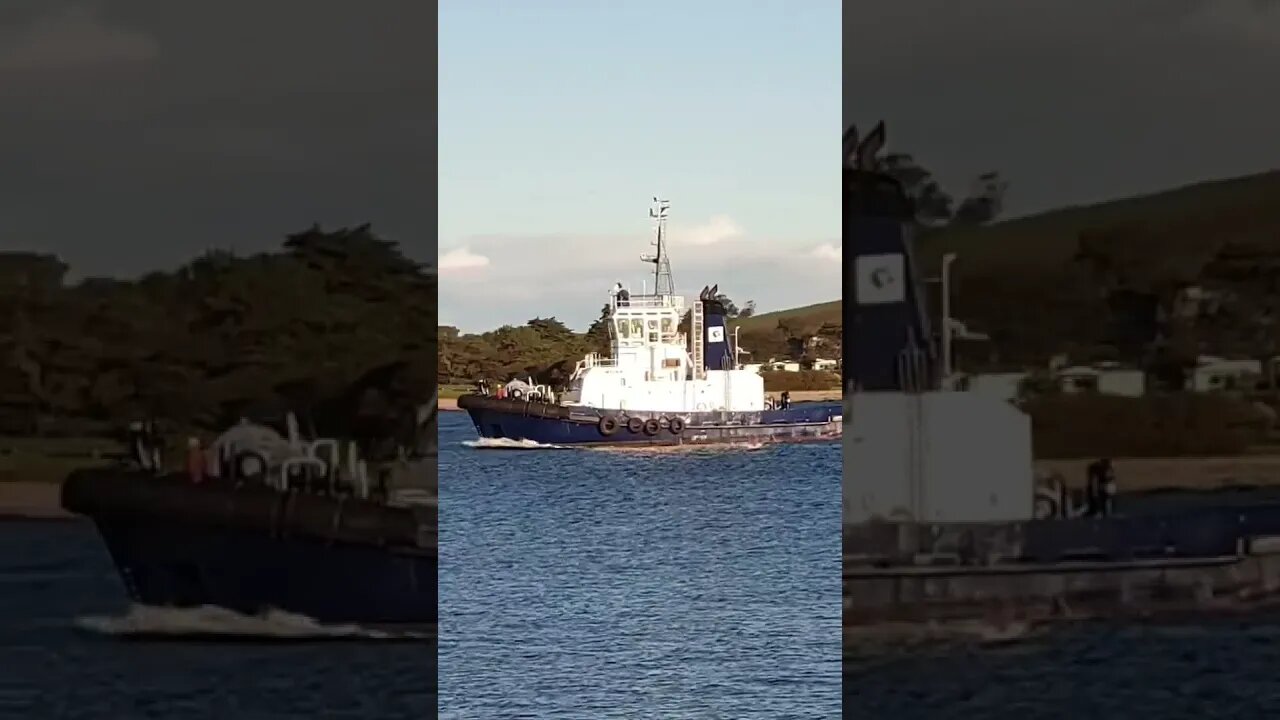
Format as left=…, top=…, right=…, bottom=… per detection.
left=642, top=197, right=674, bottom=297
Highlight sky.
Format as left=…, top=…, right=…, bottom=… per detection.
left=5, top=3, right=1277, bottom=334
left=438, top=1, right=841, bottom=332
left=844, top=0, right=1280, bottom=222
left=0, top=1, right=432, bottom=278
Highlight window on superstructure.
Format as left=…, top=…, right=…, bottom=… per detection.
left=616, top=319, right=630, bottom=339
left=630, top=319, right=644, bottom=337
left=660, top=317, right=674, bottom=338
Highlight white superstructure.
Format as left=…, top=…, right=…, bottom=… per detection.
left=556, top=199, right=766, bottom=414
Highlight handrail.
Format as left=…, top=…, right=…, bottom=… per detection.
left=281, top=456, right=327, bottom=492
left=612, top=294, right=681, bottom=310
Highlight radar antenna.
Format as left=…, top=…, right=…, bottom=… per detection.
left=641, top=197, right=675, bottom=297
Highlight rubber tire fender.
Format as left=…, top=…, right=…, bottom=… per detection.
left=669, top=417, right=685, bottom=434
left=627, top=416, right=645, bottom=434
left=643, top=418, right=661, bottom=436
left=598, top=415, right=619, bottom=436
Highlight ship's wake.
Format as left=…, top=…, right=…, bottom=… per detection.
left=74, top=604, right=434, bottom=642
left=462, top=437, right=572, bottom=450
left=844, top=619, right=1043, bottom=656
left=592, top=441, right=772, bottom=455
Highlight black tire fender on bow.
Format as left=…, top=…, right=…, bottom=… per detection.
left=643, top=418, right=661, bottom=436
left=627, top=416, right=644, bottom=434
left=669, top=417, right=685, bottom=434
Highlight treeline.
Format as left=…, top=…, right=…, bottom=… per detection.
left=439, top=315, right=608, bottom=388
left=439, top=298, right=843, bottom=390
left=0, top=225, right=436, bottom=439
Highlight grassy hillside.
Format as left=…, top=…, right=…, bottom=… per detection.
left=733, top=300, right=840, bottom=334
left=916, top=170, right=1280, bottom=274
left=735, top=169, right=1280, bottom=370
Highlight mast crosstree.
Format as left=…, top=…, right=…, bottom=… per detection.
left=641, top=197, right=675, bottom=297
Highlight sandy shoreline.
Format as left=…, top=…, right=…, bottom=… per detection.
left=0, top=482, right=74, bottom=520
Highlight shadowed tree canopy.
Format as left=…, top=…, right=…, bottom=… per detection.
left=878, top=152, right=1009, bottom=227
left=439, top=291, right=811, bottom=388
left=0, top=225, right=436, bottom=441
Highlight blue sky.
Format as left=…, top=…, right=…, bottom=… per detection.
left=439, top=0, right=840, bottom=332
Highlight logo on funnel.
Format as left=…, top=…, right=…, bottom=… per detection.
left=855, top=253, right=906, bottom=305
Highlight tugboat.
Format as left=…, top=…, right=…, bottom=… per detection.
left=842, top=121, right=1280, bottom=630
left=60, top=394, right=437, bottom=633
left=457, top=198, right=842, bottom=446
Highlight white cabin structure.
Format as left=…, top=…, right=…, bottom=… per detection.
left=556, top=199, right=766, bottom=414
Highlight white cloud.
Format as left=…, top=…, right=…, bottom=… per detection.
left=0, top=6, right=159, bottom=73
left=674, top=214, right=743, bottom=246
left=810, top=242, right=841, bottom=261
left=438, top=246, right=490, bottom=273
left=439, top=215, right=839, bottom=332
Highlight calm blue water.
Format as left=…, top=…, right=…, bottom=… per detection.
left=845, top=617, right=1280, bottom=719
left=436, top=411, right=842, bottom=718
left=0, top=518, right=436, bottom=719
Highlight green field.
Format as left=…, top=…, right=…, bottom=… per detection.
left=440, top=384, right=472, bottom=400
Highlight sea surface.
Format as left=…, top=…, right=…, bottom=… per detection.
left=0, top=517, right=437, bottom=720
left=20, top=416, right=1274, bottom=720
left=844, top=616, right=1280, bottom=719
left=436, top=411, right=842, bottom=718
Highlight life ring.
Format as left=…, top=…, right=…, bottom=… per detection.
left=643, top=418, right=661, bottom=435
left=598, top=415, right=619, bottom=436
left=510, top=388, right=524, bottom=399
left=627, top=416, right=644, bottom=434
left=669, top=417, right=685, bottom=434
left=233, top=450, right=269, bottom=483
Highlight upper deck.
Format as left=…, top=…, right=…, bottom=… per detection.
left=610, top=292, right=685, bottom=312
left=610, top=291, right=687, bottom=348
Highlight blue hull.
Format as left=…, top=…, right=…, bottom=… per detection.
left=94, top=518, right=437, bottom=629
left=1029, top=489, right=1280, bottom=561
left=461, top=399, right=842, bottom=446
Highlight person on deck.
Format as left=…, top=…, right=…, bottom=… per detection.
left=1086, top=458, right=1116, bottom=517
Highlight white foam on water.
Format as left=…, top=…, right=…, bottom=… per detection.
left=462, top=437, right=570, bottom=450
left=845, top=618, right=1040, bottom=652
left=74, top=604, right=433, bottom=641
left=593, top=440, right=772, bottom=455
